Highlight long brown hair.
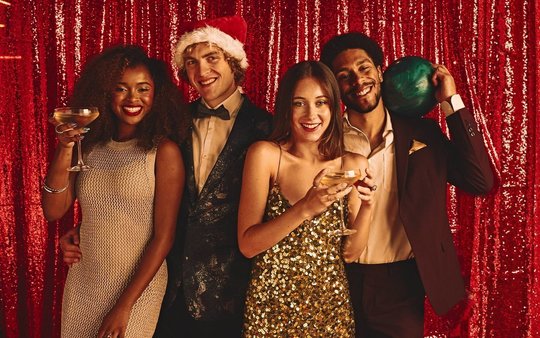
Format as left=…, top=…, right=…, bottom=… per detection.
left=270, top=61, right=344, bottom=160
left=69, top=45, right=190, bottom=152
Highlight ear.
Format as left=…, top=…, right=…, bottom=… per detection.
left=377, top=66, right=383, bottom=82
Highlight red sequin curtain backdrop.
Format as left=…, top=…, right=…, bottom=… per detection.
left=0, top=0, right=537, bottom=337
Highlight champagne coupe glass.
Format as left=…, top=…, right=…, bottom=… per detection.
left=52, top=107, right=100, bottom=171
left=320, top=169, right=365, bottom=236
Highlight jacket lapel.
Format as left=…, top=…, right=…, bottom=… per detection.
left=197, top=98, right=253, bottom=202
left=182, top=123, right=199, bottom=206
left=391, top=115, right=414, bottom=201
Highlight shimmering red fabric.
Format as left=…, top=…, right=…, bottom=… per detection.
left=0, top=0, right=537, bottom=337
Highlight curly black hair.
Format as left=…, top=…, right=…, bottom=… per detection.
left=320, top=32, right=384, bottom=70
left=68, top=45, right=190, bottom=152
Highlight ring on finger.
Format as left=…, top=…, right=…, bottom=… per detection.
left=370, top=185, right=377, bottom=192
left=54, top=124, right=65, bottom=134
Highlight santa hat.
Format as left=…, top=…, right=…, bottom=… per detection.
left=174, top=15, right=248, bottom=70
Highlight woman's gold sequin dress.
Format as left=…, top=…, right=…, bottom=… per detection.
left=243, top=183, right=354, bottom=337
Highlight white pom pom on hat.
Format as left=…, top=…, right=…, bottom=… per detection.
left=175, top=15, right=248, bottom=70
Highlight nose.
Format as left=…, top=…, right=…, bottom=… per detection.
left=305, top=104, right=318, bottom=117
left=127, top=89, right=139, bottom=101
left=350, top=71, right=362, bottom=87
left=198, top=60, right=211, bottom=76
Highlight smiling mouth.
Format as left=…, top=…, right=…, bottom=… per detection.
left=123, top=106, right=142, bottom=116
left=352, top=84, right=373, bottom=97
left=300, top=122, right=321, bottom=131
left=199, top=78, right=217, bottom=86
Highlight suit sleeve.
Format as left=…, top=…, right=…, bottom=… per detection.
left=444, top=108, right=494, bottom=194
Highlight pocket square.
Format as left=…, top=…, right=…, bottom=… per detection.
left=409, top=139, right=427, bottom=155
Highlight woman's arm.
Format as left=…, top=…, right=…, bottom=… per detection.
left=41, top=123, right=85, bottom=221
left=342, top=155, right=374, bottom=263
left=238, top=142, right=351, bottom=258
left=97, top=138, right=184, bottom=338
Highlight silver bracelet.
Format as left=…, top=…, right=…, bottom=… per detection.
left=43, top=181, right=69, bottom=194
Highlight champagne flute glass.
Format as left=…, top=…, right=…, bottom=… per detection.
left=320, top=169, right=365, bottom=236
left=52, top=107, right=100, bottom=171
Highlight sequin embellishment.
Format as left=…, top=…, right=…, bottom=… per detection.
left=243, top=184, right=354, bottom=337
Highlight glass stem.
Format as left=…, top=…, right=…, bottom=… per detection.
left=339, top=198, right=346, bottom=230
left=76, top=140, right=84, bottom=167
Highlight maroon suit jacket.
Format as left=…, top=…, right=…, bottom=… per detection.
left=390, top=108, right=494, bottom=315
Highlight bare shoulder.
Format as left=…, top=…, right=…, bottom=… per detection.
left=156, top=138, right=182, bottom=161
left=247, top=140, right=280, bottom=158
left=343, top=151, right=369, bottom=169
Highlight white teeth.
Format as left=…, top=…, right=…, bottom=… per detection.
left=124, top=107, right=141, bottom=113
left=357, top=86, right=371, bottom=96
left=301, top=123, right=320, bottom=129
left=200, top=78, right=216, bottom=85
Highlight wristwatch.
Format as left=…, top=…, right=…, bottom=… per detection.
left=440, top=94, right=465, bottom=116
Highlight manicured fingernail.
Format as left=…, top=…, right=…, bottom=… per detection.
left=82, top=127, right=90, bottom=132
left=68, top=123, right=77, bottom=128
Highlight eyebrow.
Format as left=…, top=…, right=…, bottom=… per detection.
left=335, top=58, right=372, bottom=73
left=117, top=81, right=153, bottom=86
left=292, top=95, right=328, bottom=100
left=202, top=51, right=220, bottom=58
left=185, top=51, right=221, bottom=61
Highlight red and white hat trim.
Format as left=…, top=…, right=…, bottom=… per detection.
left=174, top=25, right=248, bottom=70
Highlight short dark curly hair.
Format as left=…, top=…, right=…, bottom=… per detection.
left=320, top=32, right=384, bottom=70
left=68, top=45, right=190, bottom=152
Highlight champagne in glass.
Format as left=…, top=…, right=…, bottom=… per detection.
left=52, top=107, right=100, bottom=171
left=320, top=169, right=365, bottom=236
left=320, top=169, right=365, bottom=186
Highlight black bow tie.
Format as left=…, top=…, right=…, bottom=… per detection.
left=194, top=103, right=230, bottom=120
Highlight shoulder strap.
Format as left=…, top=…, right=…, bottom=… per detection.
left=274, top=143, right=283, bottom=186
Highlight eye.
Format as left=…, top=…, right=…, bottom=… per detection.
left=292, top=100, right=305, bottom=107
left=138, top=86, right=151, bottom=93
left=114, top=86, right=127, bottom=93
left=336, top=73, right=349, bottom=81
left=185, top=59, right=196, bottom=66
left=315, top=99, right=329, bottom=107
left=359, top=65, right=371, bottom=72
left=207, top=55, right=219, bottom=63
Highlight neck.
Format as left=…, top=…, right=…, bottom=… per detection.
left=286, top=139, right=324, bottom=163
left=347, top=99, right=386, bottom=147
left=204, top=86, right=238, bottom=109
left=114, top=128, right=136, bottom=142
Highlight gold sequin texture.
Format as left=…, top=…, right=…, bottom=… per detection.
left=243, top=184, right=354, bottom=337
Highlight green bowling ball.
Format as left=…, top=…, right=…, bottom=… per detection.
left=382, top=56, right=437, bottom=118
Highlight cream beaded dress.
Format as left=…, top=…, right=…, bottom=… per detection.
left=61, top=139, right=167, bottom=337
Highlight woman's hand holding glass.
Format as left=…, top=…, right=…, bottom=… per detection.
left=50, top=107, right=99, bottom=171
left=298, top=168, right=353, bottom=222
left=51, top=120, right=90, bottom=149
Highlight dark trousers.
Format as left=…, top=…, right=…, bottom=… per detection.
left=153, top=292, right=243, bottom=338
left=346, top=259, right=425, bottom=338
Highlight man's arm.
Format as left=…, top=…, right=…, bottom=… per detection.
left=59, top=227, right=82, bottom=266
left=431, top=64, right=494, bottom=194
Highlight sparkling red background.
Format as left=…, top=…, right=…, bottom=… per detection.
left=0, top=0, right=538, bottom=337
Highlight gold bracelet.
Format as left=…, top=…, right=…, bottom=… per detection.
left=42, top=181, right=69, bottom=194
